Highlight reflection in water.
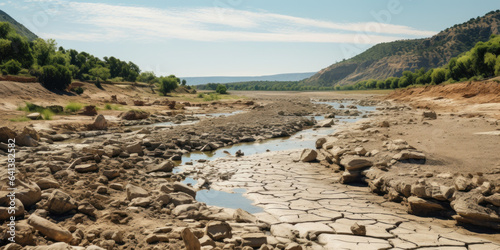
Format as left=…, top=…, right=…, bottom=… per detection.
left=196, top=189, right=263, bottom=214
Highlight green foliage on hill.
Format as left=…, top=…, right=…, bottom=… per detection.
left=305, top=10, right=500, bottom=86
left=0, top=10, right=38, bottom=41
left=197, top=81, right=334, bottom=91
left=340, top=34, right=500, bottom=90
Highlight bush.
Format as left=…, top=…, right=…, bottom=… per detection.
left=1, top=59, right=22, bottom=75
left=203, top=93, right=220, bottom=101
left=72, top=87, right=84, bottom=94
left=157, top=76, right=178, bottom=96
left=105, top=103, right=112, bottom=110
left=65, top=102, right=83, bottom=112
left=197, top=93, right=204, bottom=98
left=40, top=64, right=72, bottom=90
left=216, top=84, right=227, bottom=94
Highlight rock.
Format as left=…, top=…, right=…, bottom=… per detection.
left=47, top=105, right=63, bottom=113
left=7, top=220, right=34, bottom=246
left=182, top=228, right=201, bottom=250
left=74, top=163, right=98, bottom=173
left=340, top=157, right=373, bottom=171
left=91, top=114, right=107, bottom=130
left=35, top=178, right=60, bottom=190
left=392, top=150, right=426, bottom=161
left=315, top=119, right=334, bottom=128
left=241, top=233, right=267, bottom=248
left=199, top=235, right=216, bottom=247
left=47, top=190, right=78, bottom=214
left=407, top=196, right=446, bottom=216
left=354, top=147, right=367, bottom=156
left=101, top=230, right=124, bottom=244
left=29, top=242, right=74, bottom=249
left=234, top=208, right=257, bottom=223
left=484, top=193, right=500, bottom=207
left=126, top=141, right=142, bottom=154
left=77, top=202, right=96, bottom=217
left=379, top=121, right=390, bottom=127
left=205, top=221, right=232, bottom=241
left=126, top=184, right=149, bottom=200
left=423, top=110, right=437, bottom=120
left=14, top=131, right=39, bottom=147
left=315, top=138, right=327, bottom=149
left=235, top=149, right=244, bottom=157
left=172, top=203, right=200, bottom=217
left=384, top=139, right=414, bottom=151
left=285, top=243, right=303, bottom=250
left=350, top=223, right=366, bottom=236
left=270, top=223, right=298, bottom=239
left=340, top=171, right=362, bottom=184
left=78, top=105, right=98, bottom=116
left=0, top=179, right=41, bottom=207
left=451, top=190, right=500, bottom=230
left=147, top=160, right=175, bottom=173
left=0, top=198, right=24, bottom=220
left=455, top=176, right=473, bottom=191
left=27, top=112, right=41, bottom=120
left=170, top=192, right=195, bottom=206
left=129, top=197, right=151, bottom=207
left=119, top=110, right=150, bottom=120
left=0, top=126, right=17, bottom=143
left=96, top=186, right=108, bottom=194
left=27, top=214, right=73, bottom=243
left=102, top=170, right=120, bottom=180
left=173, top=182, right=197, bottom=198
left=299, top=149, right=317, bottom=162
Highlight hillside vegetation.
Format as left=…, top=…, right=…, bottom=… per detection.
left=305, top=10, right=500, bottom=87
left=0, top=10, right=37, bottom=41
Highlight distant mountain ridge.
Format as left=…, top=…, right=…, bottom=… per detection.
left=182, top=72, right=316, bottom=85
left=305, top=10, right=500, bottom=86
left=0, top=9, right=38, bottom=41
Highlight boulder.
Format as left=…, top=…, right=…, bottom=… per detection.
left=241, top=233, right=267, bottom=248
left=15, top=129, right=39, bottom=147
left=27, top=214, right=73, bottom=243
left=119, top=110, right=150, bottom=120
left=205, top=221, right=232, bottom=241
left=340, top=157, right=373, bottom=171
left=74, top=163, right=98, bottom=173
left=392, top=150, right=426, bottom=161
left=8, top=220, right=34, bottom=246
left=451, top=190, right=500, bottom=230
left=125, top=184, right=149, bottom=200
left=181, top=228, right=201, bottom=250
left=234, top=208, right=257, bottom=223
left=454, top=176, right=473, bottom=191
left=315, top=119, right=334, bottom=128
left=0, top=126, right=17, bottom=143
left=126, top=141, right=142, bottom=154
left=92, top=114, right=107, bottom=130
left=407, top=196, right=446, bottom=216
left=0, top=179, right=41, bottom=207
left=173, top=182, right=197, bottom=198
left=35, top=178, right=60, bottom=190
left=350, top=223, right=366, bottom=236
left=27, top=112, right=41, bottom=120
left=78, top=105, right=97, bottom=116
left=299, top=149, right=317, bottom=162
left=340, top=171, right=362, bottom=184
left=354, top=147, right=367, bottom=156
left=423, top=110, right=437, bottom=120
left=147, top=160, right=175, bottom=173
left=315, top=138, right=327, bottom=149
left=484, top=193, right=500, bottom=207
left=170, top=192, right=195, bottom=206
left=0, top=198, right=24, bottom=220
left=47, top=190, right=78, bottom=214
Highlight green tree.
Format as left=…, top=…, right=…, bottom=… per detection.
left=32, top=38, right=57, bottom=66
left=431, top=68, right=447, bottom=84
left=40, top=64, right=72, bottom=90
left=157, top=76, right=178, bottom=96
left=89, top=66, right=111, bottom=81
left=1, top=59, right=22, bottom=75
left=138, top=71, right=157, bottom=83
left=181, top=79, right=187, bottom=86
left=216, top=84, right=227, bottom=94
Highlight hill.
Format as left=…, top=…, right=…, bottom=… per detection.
left=0, top=9, right=37, bottom=41
left=304, top=10, right=500, bottom=87
left=182, top=72, right=315, bottom=85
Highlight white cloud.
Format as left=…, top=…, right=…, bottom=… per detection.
left=32, top=0, right=437, bottom=43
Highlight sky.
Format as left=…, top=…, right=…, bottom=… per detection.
left=1, top=0, right=499, bottom=77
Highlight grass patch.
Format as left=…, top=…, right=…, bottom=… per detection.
left=203, top=93, right=220, bottom=101
left=104, top=103, right=123, bottom=110
left=17, top=102, right=44, bottom=112
left=9, top=116, right=31, bottom=122
left=65, top=102, right=83, bottom=112
left=41, top=109, right=54, bottom=120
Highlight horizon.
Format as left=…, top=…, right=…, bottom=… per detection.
left=1, top=0, right=500, bottom=77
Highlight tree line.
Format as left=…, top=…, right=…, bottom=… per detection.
left=0, top=21, right=184, bottom=94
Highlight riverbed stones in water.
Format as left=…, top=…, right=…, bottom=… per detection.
left=315, top=138, right=327, bottom=149
left=205, top=221, right=232, bottom=241
left=299, top=149, right=317, bottom=162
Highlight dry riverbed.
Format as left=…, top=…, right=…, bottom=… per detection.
left=0, top=90, right=499, bottom=249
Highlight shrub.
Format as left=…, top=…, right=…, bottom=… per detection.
left=105, top=103, right=112, bottom=110
left=203, top=93, right=220, bottom=101
left=216, top=84, right=227, bottom=94
left=73, top=87, right=84, bottom=95
left=197, top=93, right=204, bottom=98
left=40, top=64, right=72, bottom=90
left=157, top=76, right=178, bottom=96
left=1, top=59, right=22, bottom=75
left=65, top=102, right=83, bottom=112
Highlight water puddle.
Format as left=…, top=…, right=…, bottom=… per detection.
left=196, top=188, right=263, bottom=214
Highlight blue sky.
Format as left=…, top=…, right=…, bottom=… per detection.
left=1, top=0, right=499, bottom=77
